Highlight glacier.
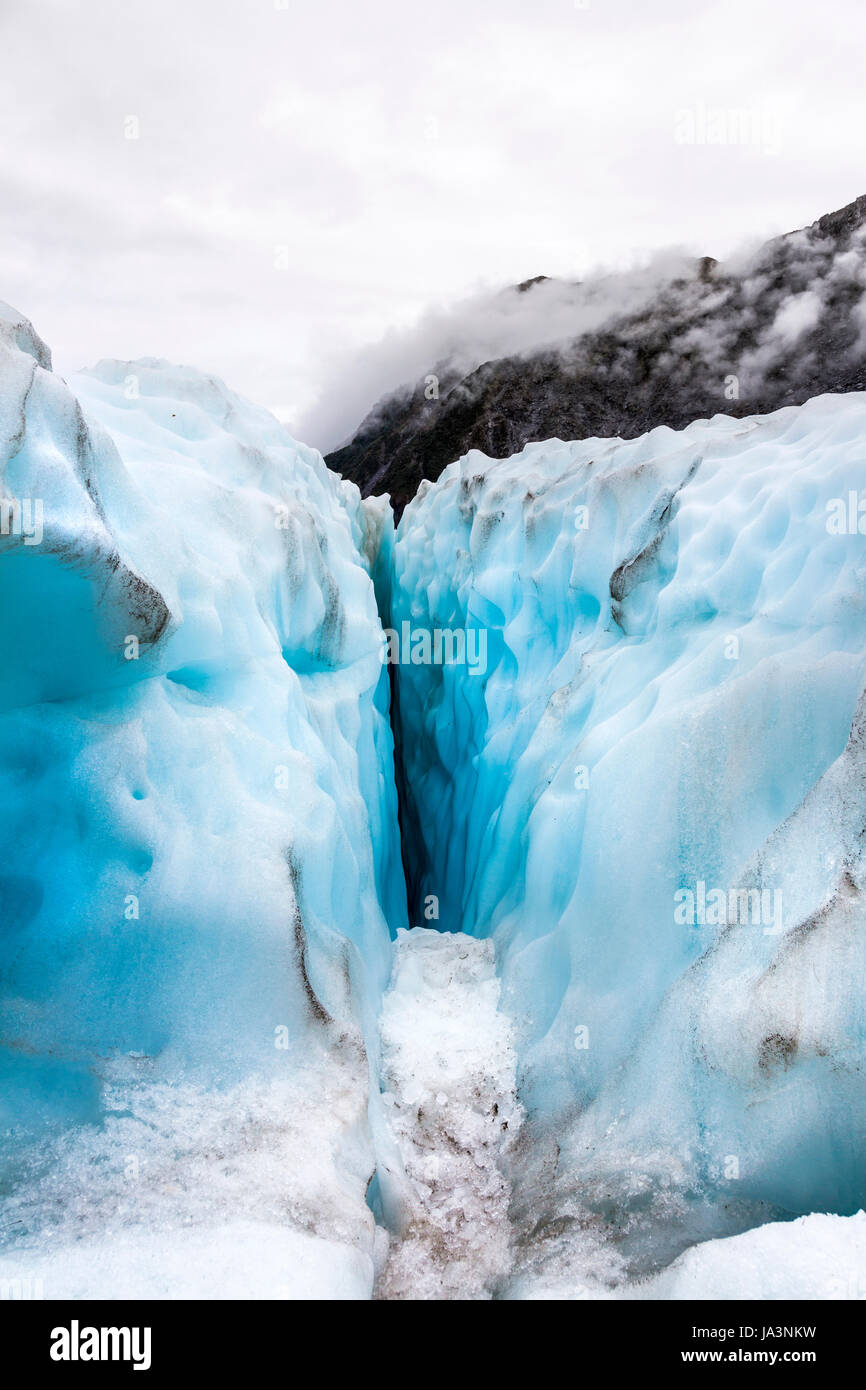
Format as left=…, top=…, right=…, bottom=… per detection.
left=1, top=297, right=865, bottom=1300
left=387, top=396, right=866, bottom=1288
left=0, top=303, right=407, bottom=1297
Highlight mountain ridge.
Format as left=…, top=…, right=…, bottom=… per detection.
left=327, top=194, right=866, bottom=512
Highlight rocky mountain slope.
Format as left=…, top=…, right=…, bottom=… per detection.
left=327, top=195, right=866, bottom=512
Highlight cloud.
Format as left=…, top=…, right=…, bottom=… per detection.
left=299, top=250, right=701, bottom=451
left=1, top=0, right=866, bottom=441
left=770, top=289, right=824, bottom=344
left=307, top=206, right=866, bottom=454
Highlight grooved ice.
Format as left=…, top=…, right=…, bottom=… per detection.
left=0, top=305, right=406, bottom=1298
left=388, top=397, right=866, bottom=1279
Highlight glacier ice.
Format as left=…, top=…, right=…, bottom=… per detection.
left=3, top=294, right=866, bottom=1301
left=0, top=306, right=407, bottom=1297
left=388, top=395, right=866, bottom=1276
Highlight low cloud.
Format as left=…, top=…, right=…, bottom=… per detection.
left=300, top=250, right=699, bottom=452
left=304, top=212, right=866, bottom=455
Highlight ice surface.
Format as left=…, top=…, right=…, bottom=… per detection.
left=389, top=395, right=866, bottom=1266
left=0, top=1222, right=373, bottom=1301
left=0, top=310, right=406, bottom=1296
left=0, top=1061, right=379, bottom=1299
left=637, top=1210, right=866, bottom=1301
left=506, top=1210, right=866, bottom=1301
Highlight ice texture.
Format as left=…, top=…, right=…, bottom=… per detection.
left=389, top=395, right=866, bottom=1262
left=0, top=309, right=406, bottom=1296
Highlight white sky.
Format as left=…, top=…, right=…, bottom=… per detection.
left=2, top=0, right=865, bottom=447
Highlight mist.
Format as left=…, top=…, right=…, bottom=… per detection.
left=302, top=208, right=866, bottom=456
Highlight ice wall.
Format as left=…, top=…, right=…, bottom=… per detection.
left=0, top=305, right=406, bottom=1296
left=389, top=395, right=866, bottom=1250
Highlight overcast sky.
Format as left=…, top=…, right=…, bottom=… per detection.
left=2, top=0, right=865, bottom=447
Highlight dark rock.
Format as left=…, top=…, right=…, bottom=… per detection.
left=328, top=195, right=866, bottom=514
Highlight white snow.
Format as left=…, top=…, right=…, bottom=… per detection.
left=0, top=1224, right=372, bottom=1301
left=505, top=1212, right=866, bottom=1301
left=636, top=1211, right=866, bottom=1301
left=0, top=1040, right=381, bottom=1300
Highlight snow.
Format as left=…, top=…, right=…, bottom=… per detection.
left=637, top=1211, right=866, bottom=1301
left=506, top=1212, right=866, bottom=1301
left=0, top=1223, right=372, bottom=1301
left=0, top=1040, right=385, bottom=1299
left=375, top=928, right=523, bottom=1299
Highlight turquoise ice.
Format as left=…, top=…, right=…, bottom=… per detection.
left=388, top=400, right=866, bottom=1244
left=2, top=297, right=865, bottom=1297
left=0, top=305, right=406, bottom=1296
